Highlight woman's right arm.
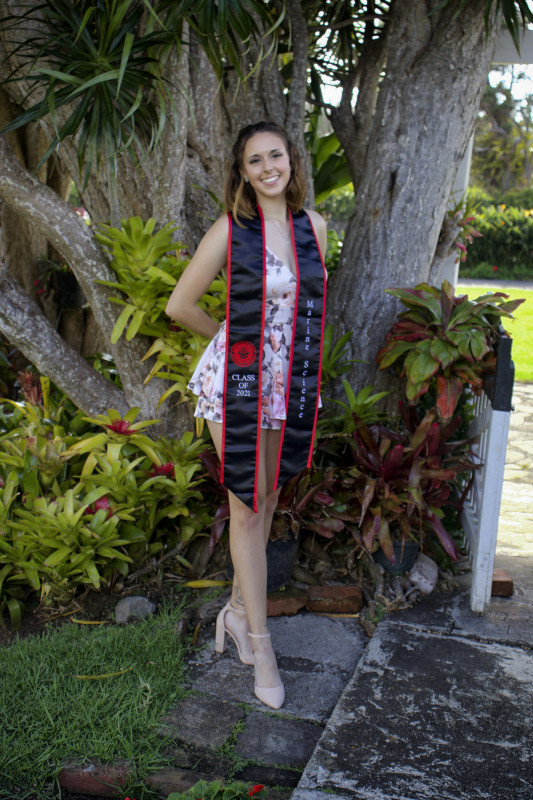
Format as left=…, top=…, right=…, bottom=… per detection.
left=165, top=215, right=229, bottom=339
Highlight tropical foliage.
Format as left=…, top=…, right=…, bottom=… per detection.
left=345, top=405, right=476, bottom=563
left=471, top=68, right=533, bottom=196
left=95, top=216, right=226, bottom=406
left=0, top=377, right=212, bottom=628
left=0, top=0, right=531, bottom=428
left=0, top=0, right=280, bottom=187
left=376, top=280, right=524, bottom=420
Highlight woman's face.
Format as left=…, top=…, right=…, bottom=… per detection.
left=242, top=132, right=291, bottom=202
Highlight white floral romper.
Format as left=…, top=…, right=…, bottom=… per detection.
left=188, top=248, right=297, bottom=430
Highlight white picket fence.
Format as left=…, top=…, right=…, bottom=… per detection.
left=460, top=336, right=514, bottom=614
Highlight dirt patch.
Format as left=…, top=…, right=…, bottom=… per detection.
left=0, top=580, right=183, bottom=646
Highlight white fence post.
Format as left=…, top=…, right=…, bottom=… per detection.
left=460, top=336, right=514, bottom=614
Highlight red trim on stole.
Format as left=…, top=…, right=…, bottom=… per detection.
left=220, top=213, right=233, bottom=484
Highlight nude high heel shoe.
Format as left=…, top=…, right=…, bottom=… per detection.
left=249, top=632, right=285, bottom=709
left=214, top=602, right=254, bottom=665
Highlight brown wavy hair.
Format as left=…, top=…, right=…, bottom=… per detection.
left=224, top=121, right=307, bottom=224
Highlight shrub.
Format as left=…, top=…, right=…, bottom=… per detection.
left=95, top=216, right=226, bottom=406
left=460, top=203, right=533, bottom=280
left=376, top=281, right=524, bottom=422
left=0, top=381, right=214, bottom=626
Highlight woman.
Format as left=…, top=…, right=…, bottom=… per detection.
left=166, top=121, right=327, bottom=709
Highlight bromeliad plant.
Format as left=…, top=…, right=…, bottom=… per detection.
left=336, top=404, right=477, bottom=565
left=95, top=216, right=227, bottom=406
left=0, top=388, right=213, bottom=626
left=64, top=408, right=209, bottom=561
left=376, top=280, right=524, bottom=421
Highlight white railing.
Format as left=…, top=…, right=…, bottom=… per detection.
left=460, top=335, right=514, bottom=614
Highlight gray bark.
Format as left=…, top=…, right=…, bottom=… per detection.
left=0, top=136, right=189, bottom=434
left=327, top=0, right=501, bottom=394
left=284, top=0, right=313, bottom=201
left=330, top=10, right=391, bottom=192
left=152, top=43, right=190, bottom=236
left=184, top=44, right=227, bottom=246
left=0, top=262, right=128, bottom=414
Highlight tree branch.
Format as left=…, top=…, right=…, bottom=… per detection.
left=284, top=0, right=313, bottom=202
left=429, top=212, right=461, bottom=283
left=0, top=261, right=128, bottom=415
left=330, top=3, right=391, bottom=189
left=0, top=135, right=175, bottom=422
left=0, top=136, right=124, bottom=346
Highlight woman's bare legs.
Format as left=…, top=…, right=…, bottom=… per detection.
left=231, top=430, right=281, bottom=608
left=208, top=421, right=283, bottom=696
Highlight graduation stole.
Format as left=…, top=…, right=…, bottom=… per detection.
left=220, top=206, right=327, bottom=512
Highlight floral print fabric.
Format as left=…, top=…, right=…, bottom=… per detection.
left=188, top=247, right=297, bottom=430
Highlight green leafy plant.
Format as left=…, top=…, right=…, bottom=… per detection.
left=323, top=228, right=344, bottom=279
left=376, top=280, right=524, bottom=420
left=320, top=324, right=355, bottom=386
left=95, top=216, right=226, bottom=406
left=0, top=0, right=172, bottom=184
left=459, top=203, right=533, bottom=280
left=8, top=484, right=137, bottom=601
left=0, top=0, right=280, bottom=192
left=64, top=408, right=208, bottom=559
left=317, top=382, right=388, bottom=439
left=0, top=389, right=212, bottom=624
left=306, top=109, right=352, bottom=204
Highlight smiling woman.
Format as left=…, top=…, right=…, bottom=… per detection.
left=165, top=120, right=327, bottom=712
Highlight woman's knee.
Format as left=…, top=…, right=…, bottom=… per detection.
left=228, top=486, right=280, bottom=528
left=229, top=493, right=263, bottom=530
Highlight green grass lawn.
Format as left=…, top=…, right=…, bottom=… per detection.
left=0, top=601, right=189, bottom=799
left=459, top=285, right=533, bottom=382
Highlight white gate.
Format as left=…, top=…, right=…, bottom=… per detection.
left=460, top=336, right=514, bottom=614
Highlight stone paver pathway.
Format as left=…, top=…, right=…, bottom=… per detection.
left=154, top=613, right=368, bottom=797
left=292, top=380, right=533, bottom=800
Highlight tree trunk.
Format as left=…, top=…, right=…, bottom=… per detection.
left=327, top=0, right=501, bottom=395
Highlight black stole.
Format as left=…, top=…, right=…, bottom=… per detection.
left=220, top=206, right=326, bottom=511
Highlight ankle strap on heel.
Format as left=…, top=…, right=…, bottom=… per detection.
left=249, top=632, right=271, bottom=639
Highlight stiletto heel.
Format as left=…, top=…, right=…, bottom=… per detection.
left=214, top=602, right=254, bottom=665
left=249, top=632, right=285, bottom=709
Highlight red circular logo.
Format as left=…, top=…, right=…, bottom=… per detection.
left=230, top=340, right=257, bottom=367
